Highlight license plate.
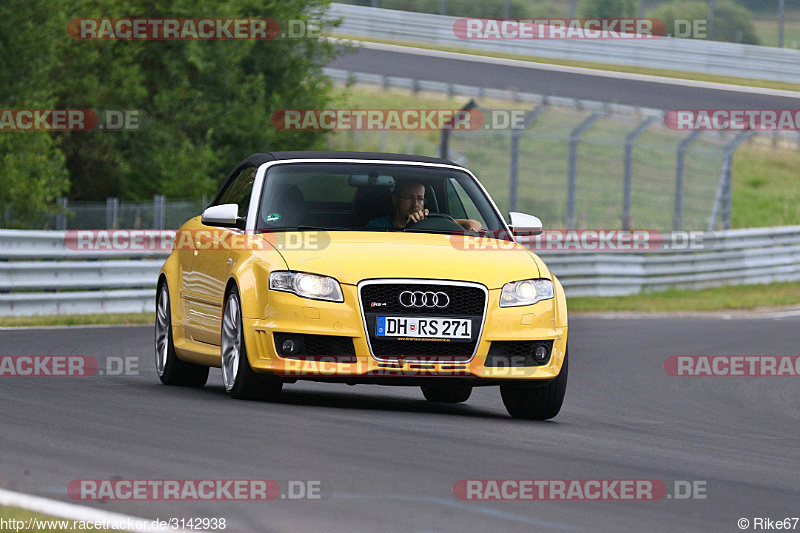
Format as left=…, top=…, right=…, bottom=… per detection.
left=375, top=316, right=471, bottom=340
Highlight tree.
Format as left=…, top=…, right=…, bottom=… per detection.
left=1, top=0, right=345, bottom=218
left=50, top=0, right=344, bottom=202
left=0, top=0, right=70, bottom=228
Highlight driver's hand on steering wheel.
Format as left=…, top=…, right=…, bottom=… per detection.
left=406, top=208, right=429, bottom=225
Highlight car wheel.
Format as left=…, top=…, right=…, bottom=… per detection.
left=500, top=348, right=568, bottom=420
left=221, top=287, right=283, bottom=401
left=421, top=382, right=472, bottom=403
left=155, top=280, right=209, bottom=387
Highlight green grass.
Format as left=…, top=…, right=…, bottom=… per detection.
left=753, top=9, right=800, bottom=49
left=569, top=281, right=800, bottom=312
left=0, top=312, right=154, bottom=328
left=732, top=144, right=800, bottom=228
left=330, top=85, right=800, bottom=229
left=332, top=34, right=800, bottom=92
left=0, top=505, right=114, bottom=532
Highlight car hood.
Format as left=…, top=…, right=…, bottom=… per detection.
left=262, top=231, right=541, bottom=289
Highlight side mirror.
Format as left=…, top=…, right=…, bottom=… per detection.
left=201, top=204, right=245, bottom=229
left=508, top=212, right=543, bottom=236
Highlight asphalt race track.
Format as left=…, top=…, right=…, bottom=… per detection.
left=1, top=317, right=798, bottom=532
left=329, top=45, right=800, bottom=110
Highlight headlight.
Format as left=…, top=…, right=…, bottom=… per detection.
left=500, top=279, right=554, bottom=307
left=269, top=271, right=344, bottom=302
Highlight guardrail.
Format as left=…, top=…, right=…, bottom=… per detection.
left=327, top=3, right=800, bottom=84
left=2, top=226, right=800, bottom=315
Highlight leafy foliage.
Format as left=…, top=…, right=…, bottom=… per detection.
left=647, top=0, right=760, bottom=44
left=0, top=0, right=344, bottom=219
left=0, top=0, right=70, bottom=227
left=578, top=0, right=637, bottom=18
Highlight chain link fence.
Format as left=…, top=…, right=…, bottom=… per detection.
left=446, top=103, right=752, bottom=231
left=2, top=196, right=208, bottom=230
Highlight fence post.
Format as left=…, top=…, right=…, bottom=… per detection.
left=440, top=99, right=477, bottom=160
left=55, top=197, right=68, bottom=231
left=708, top=131, right=752, bottom=231
left=623, top=116, right=656, bottom=230
left=106, top=197, right=119, bottom=229
left=566, top=112, right=601, bottom=229
left=673, top=130, right=702, bottom=231
left=508, top=106, right=547, bottom=213
left=154, top=194, right=165, bottom=230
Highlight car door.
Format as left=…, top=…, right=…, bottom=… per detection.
left=184, top=166, right=257, bottom=345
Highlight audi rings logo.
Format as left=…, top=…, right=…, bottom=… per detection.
left=398, top=291, right=450, bottom=308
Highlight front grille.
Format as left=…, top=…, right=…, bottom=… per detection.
left=485, top=340, right=553, bottom=367
left=360, top=281, right=487, bottom=360
left=361, top=283, right=484, bottom=315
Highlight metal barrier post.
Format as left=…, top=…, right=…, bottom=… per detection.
left=673, top=131, right=702, bottom=231
left=623, top=117, right=656, bottom=230
left=566, top=112, right=601, bottom=229
left=106, top=197, right=119, bottom=229
left=508, top=106, right=547, bottom=213
left=708, top=131, right=752, bottom=230
left=440, top=99, right=477, bottom=160
left=154, top=194, right=165, bottom=230
left=56, top=197, right=68, bottom=231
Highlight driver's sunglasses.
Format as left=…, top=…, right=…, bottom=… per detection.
left=394, top=194, right=426, bottom=204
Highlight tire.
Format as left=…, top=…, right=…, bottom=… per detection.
left=221, top=287, right=283, bottom=401
left=500, top=348, right=568, bottom=420
left=421, top=382, right=472, bottom=403
left=155, top=280, right=209, bottom=387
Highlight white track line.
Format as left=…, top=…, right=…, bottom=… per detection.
left=0, top=487, right=196, bottom=532
left=0, top=324, right=151, bottom=331
left=339, top=39, right=800, bottom=98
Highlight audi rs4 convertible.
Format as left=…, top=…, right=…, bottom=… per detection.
left=156, top=152, right=568, bottom=419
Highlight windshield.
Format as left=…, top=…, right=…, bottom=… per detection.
left=256, top=162, right=509, bottom=238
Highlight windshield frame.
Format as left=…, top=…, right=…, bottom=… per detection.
left=245, top=158, right=513, bottom=239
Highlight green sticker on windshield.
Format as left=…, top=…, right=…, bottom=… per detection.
left=265, top=213, right=281, bottom=222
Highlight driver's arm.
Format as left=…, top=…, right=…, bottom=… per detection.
left=455, top=218, right=482, bottom=231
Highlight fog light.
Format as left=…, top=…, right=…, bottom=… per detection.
left=281, top=338, right=300, bottom=355
left=533, top=344, right=549, bottom=363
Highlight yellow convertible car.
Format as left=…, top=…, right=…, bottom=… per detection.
left=156, top=152, right=568, bottom=419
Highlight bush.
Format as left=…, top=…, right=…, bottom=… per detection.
left=647, top=0, right=760, bottom=44
left=578, top=0, right=637, bottom=18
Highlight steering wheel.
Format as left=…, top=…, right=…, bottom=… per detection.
left=404, top=212, right=464, bottom=232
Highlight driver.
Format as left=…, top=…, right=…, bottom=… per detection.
left=367, top=181, right=482, bottom=231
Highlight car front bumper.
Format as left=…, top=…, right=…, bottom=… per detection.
left=242, top=283, right=567, bottom=383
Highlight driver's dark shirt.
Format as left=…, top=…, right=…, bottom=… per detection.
left=367, top=215, right=395, bottom=228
